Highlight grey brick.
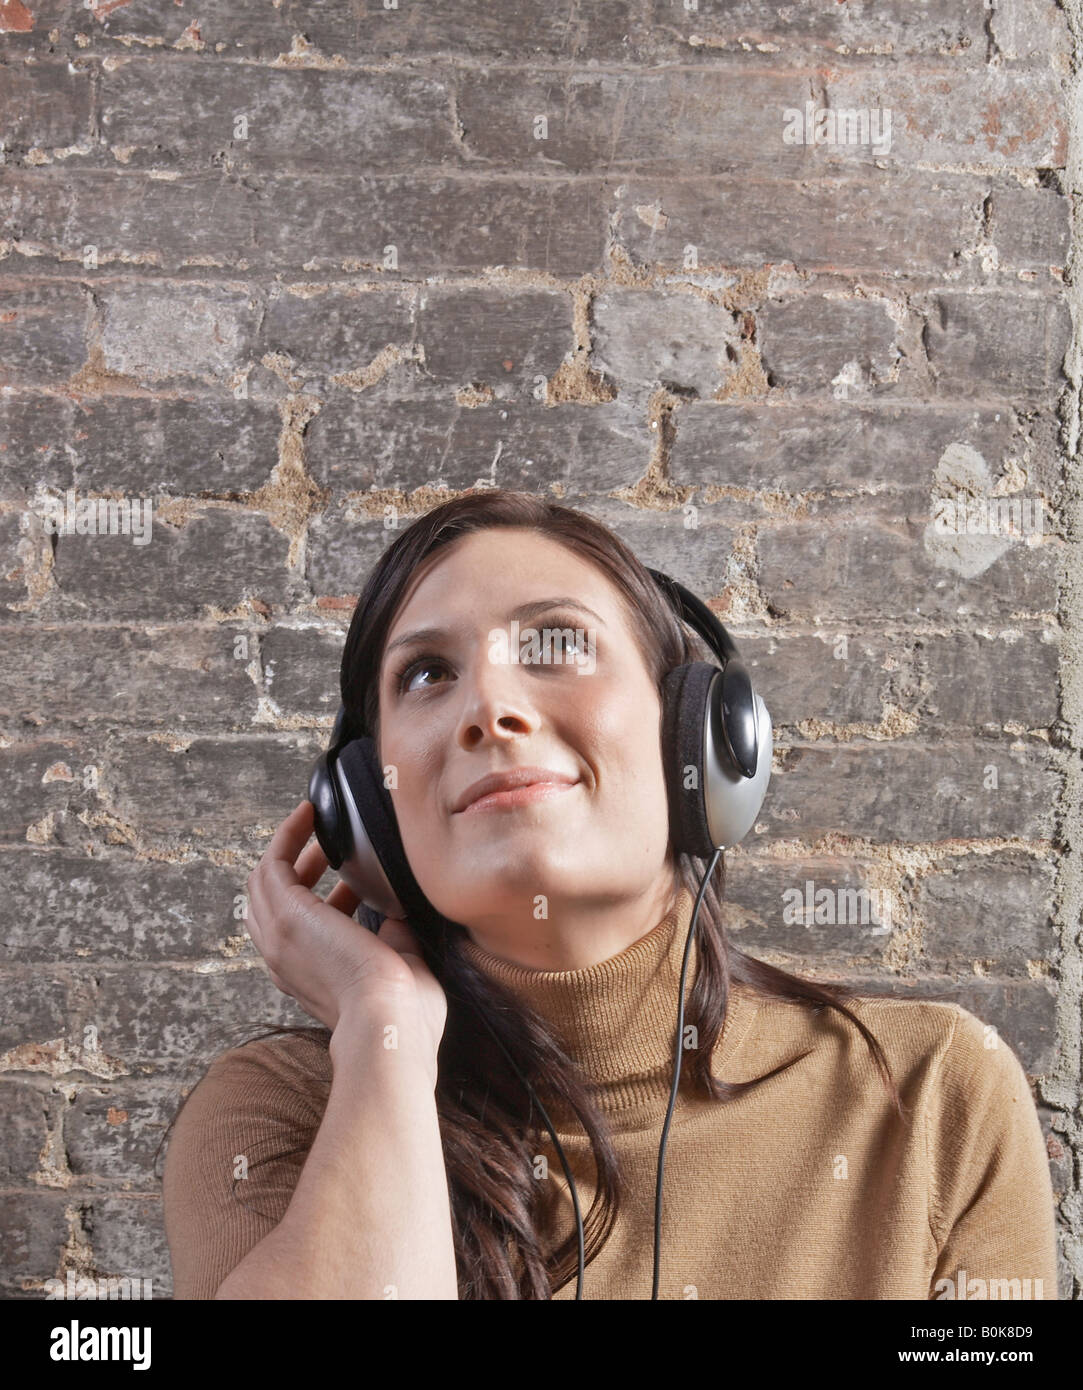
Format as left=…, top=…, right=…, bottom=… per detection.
left=757, top=740, right=1057, bottom=843
left=46, top=507, right=293, bottom=621
left=915, top=857, right=1057, bottom=969
left=914, top=631, right=1060, bottom=728
left=0, top=1080, right=50, bottom=1182
left=79, top=1196, right=170, bottom=1287
left=615, top=174, right=1007, bottom=275
left=0, top=61, right=93, bottom=152
left=757, top=502, right=1060, bottom=622
left=0, top=737, right=98, bottom=848
left=0, top=852, right=255, bottom=963
left=0, top=1194, right=70, bottom=1294
left=0, top=972, right=68, bottom=1055
left=0, top=281, right=89, bottom=385
left=1, top=0, right=645, bottom=63
left=89, top=963, right=308, bottom=1067
left=103, top=732, right=323, bottom=853
left=98, top=63, right=457, bottom=174
left=261, top=285, right=416, bottom=388
left=723, top=855, right=901, bottom=963
left=417, top=287, right=573, bottom=394
left=67, top=1082, right=184, bottom=1182
left=0, top=623, right=263, bottom=730
left=304, top=398, right=653, bottom=496
left=923, top=292, right=1072, bottom=398
left=670, top=403, right=1060, bottom=498
left=757, top=295, right=899, bottom=395
left=592, top=288, right=744, bottom=396
left=643, top=0, right=991, bottom=61
left=98, top=285, right=262, bottom=387
left=0, top=393, right=78, bottom=499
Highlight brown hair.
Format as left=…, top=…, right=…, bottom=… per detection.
left=163, top=487, right=912, bottom=1299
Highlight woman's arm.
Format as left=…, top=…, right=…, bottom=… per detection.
left=211, top=994, right=457, bottom=1301
left=926, top=1005, right=1059, bottom=1300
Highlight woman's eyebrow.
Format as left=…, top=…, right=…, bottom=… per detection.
left=383, top=596, right=606, bottom=663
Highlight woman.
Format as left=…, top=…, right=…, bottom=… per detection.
left=161, top=488, right=1059, bottom=1300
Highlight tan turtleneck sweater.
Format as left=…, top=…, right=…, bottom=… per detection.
left=162, top=886, right=1060, bottom=1299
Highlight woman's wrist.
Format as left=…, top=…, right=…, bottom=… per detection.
left=330, top=991, right=440, bottom=1088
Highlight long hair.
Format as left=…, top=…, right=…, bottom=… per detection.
left=161, top=487, right=914, bottom=1299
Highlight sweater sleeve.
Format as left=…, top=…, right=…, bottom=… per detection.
left=162, top=1035, right=331, bottom=1299
left=926, top=1004, right=1059, bottom=1301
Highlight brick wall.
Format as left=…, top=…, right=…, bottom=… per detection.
left=0, top=0, right=1079, bottom=1300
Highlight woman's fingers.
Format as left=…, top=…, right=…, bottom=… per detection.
left=326, top=878, right=361, bottom=918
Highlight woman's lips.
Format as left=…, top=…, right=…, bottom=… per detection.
left=458, top=781, right=579, bottom=814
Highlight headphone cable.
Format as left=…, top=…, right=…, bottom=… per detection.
left=465, top=849, right=721, bottom=1302
left=652, top=849, right=721, bottom=1299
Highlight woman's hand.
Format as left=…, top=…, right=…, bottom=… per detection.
left=244, top=800, right=448, bottom=1063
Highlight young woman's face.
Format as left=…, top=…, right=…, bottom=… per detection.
left=375, top=528, right=675, bottom=932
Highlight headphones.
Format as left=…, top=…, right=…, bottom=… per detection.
left=306, top=565, right=773, bottom=1299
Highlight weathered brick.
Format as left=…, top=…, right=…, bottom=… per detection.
left=915, top=857, right=1056, bottom=968
left=259, top=624, right=347, bottom=718
left=66, top=1081, right=187, bottom=1181
left=757, top=501, right=1060, bottom=621
left=305, top=509, right=392, bottom=601
left=723, top=854, right=901, bottom=963
left=102, top=733, right=323, bottom=853
left=1, top=0, right=645, bottom=64
left=0, top=1194, right=70, bottom=1295
left=65, top=395, right=279, bottom=496
left=0, top=509, right=36, bottom=606
left=45, top=507, right=293, bottom=621
left=736, top=632, right=907, bottom=728
left=989, top=182, right=1072, bottom=271
left=0, top=737, right=97, bottom=847
left=98, top=284, right=262, bottom=387
left=643, top=0, right=991, bottom=61
left=4, top=167, right=613, bottom=277
left=0, top=624, right=263, bottom=730
left=592, top=288, right=744, bottom=396
left=415, top=287, right=573, bottom=394
left=669, top=402, right=1061, bottom=498
left=89, top=963, right=307, bottom=1067
left=757, top=295, right=899, bottom=395
left=0, top=280, right=89, bottom=385
left=304, top=398, right=653, bottom=497
left=0, top=167, right=255, bottom=274
left=0, top=851, right=254, bottom=963
left=757, top=740, right=1057, bottom=844
left=78, top=1196, right=170, bottom=1287
left=0, top=393, right=78, bottom=499
left=0, top=1080, right=50, bottom=1182
left=615, top=174, right=997, bottom=275
left=0, top=972, right=68, bottom=1055
left=457, top=67, right=1066, bottom=172
left=0, top=60, right=93, bottom=151
left=913, top=630, right=1060, bottom=728
left=261, top=285, right=416, bottom=388
left=98, top=63, right=457, bottom=174
left=923, top=291, right=1072, bottom=398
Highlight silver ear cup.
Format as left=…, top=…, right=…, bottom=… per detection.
left=703, top=687, right=773, bottom=850
left=332, top=757, right=407, bottom=920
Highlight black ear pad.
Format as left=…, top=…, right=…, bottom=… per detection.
left=661, top=661, right=716, bottom=857
left=336, top=736, right=458, bottom=942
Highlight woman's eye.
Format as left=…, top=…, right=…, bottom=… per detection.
left=401, top=659, right=447, bottom=693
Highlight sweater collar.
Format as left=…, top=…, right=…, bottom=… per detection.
left=457, top=884, right=757, bottom=1133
